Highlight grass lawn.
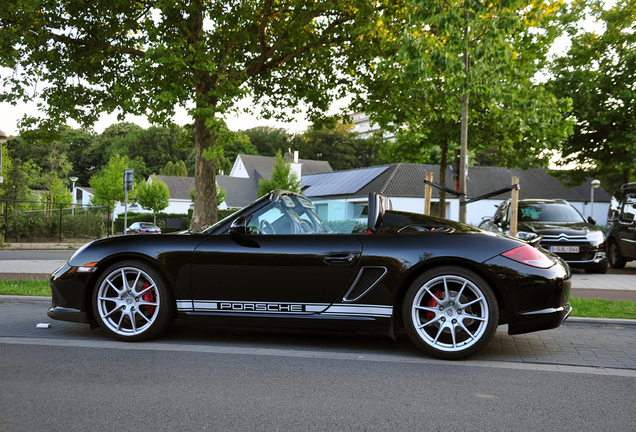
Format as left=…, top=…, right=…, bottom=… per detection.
left=1, top=279, right=635, bottom=320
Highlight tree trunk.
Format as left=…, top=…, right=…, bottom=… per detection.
left=438, top=139, right=448, bottom=218
left=190, top=116, right=218, bottom=230
left=459, top=93, right=468, bottom=224
left=459, top=6, right=469, bottom=224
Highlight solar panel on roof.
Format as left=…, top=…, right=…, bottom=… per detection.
left=302, top=166, right=389, bottom=196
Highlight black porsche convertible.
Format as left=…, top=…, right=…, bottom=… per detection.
left=49, top=190, right=571, bottom=360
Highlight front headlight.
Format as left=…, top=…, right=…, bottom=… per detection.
left=516, top=231, right=538, bottom=241
left=586, top=231, right=605, bottom=243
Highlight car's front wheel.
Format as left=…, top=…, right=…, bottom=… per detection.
left=403, top=266, right=498, bottom=360
left=93, top=260, right=175, bottom=341
left=608, top=241, right=626, bottom=269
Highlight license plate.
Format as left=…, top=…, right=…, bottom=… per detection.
left=549, top=246, right=579, bottom=253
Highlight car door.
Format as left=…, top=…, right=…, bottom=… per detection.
left=618, top=194, right=636, bottom=259
left=189, top=234, right=362, bottom=314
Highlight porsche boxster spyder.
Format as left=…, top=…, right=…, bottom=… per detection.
left=49, top=191, right=571, bottom=360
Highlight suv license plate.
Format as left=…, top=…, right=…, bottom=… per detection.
left=550, top=246, right=579, bottom=253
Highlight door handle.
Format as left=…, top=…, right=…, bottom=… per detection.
left=323, top=253, right=355, bottom=266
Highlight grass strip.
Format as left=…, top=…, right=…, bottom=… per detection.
left=1, top=279, right=635, bottom=320
left=569, top=297, right=636, bottom=320
left=0, top=279, right=51, bottom=297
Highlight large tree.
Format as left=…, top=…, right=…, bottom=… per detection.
left=1, top=0, right=388, bottom=229
left=547, top=0, right=636, bottom=191
left=353, top=0, right=572, bottom=221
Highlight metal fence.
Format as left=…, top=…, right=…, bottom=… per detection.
left=1, top=199, right=111, bottom=242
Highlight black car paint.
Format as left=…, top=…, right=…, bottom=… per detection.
left=50, top=205, right=570, bottom=341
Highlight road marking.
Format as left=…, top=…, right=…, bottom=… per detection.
left=1, top=336, right=635, bottom=377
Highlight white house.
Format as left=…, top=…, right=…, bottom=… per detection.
left=73, top=159, right=611, bottom=227
left=303, top=164, right=612, bottom=226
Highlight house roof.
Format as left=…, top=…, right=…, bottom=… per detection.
left=216, top=175, right=258, bottom=208
left=76, top=186, right=94, bottom=194
left=154, top=175, right=194, bottom=200
left=238, top=154, right=333, bottom=179
left=222, top=154, right=334, bottom=208
left=303, top=164, right=612, bottom=202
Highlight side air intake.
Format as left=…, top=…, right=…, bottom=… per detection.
left=343, top=267, right=388, bottom=302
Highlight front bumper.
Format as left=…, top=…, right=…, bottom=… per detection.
left=48, top=262, right=95, bottom=324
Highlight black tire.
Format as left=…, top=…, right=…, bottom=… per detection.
left=402, top=266, right=499, bottom=360
left=92, top=260, right=175, bottom=341
left=608, top=241, right=626, bottom=269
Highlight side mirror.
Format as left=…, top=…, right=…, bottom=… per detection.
left=229, top=216, right=249, bottom=235
left=587, top=216, right=597, bottom=225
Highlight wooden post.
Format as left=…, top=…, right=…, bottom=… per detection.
left=424, top=172, right=434, bottom=215
left=510, top=176, right=520, bottom=237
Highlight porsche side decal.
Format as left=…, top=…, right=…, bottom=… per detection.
left=189, top=301, right=328, bottom=314
left=178, top=301, right=393, bottom=318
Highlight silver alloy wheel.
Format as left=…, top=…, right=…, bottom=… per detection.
left=410, top=274, right=489, bottom=353
left=95, top=266, right=161, bottom=337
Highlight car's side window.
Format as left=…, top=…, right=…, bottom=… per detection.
left=620, top=195, right=636, bottom=223
left=248, top=204, right=293, bottom=234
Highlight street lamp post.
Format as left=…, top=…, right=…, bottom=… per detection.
left=591, top=179, right=601, bottom=219
left=70, top=176, right=78, bottom=215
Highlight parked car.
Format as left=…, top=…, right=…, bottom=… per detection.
left=126, top=222, right=162, bottom=234
left=605, top=183, right=636, bottom=268
left=48, top=190, right=571, bottom=360
left=479, top=199, right=607, bottom=274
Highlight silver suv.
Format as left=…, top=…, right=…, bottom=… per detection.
left=605, top=183, right=636, bottom=268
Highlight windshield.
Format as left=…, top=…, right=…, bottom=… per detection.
left=248, top=195, right=367, bottom=235
left=517, top=202, right=586, bottom=223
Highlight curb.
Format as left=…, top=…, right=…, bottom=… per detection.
left=1, top=295, right=635, bottom=327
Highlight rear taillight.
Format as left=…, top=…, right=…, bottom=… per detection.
left=501, top=245, right=554, bottom=269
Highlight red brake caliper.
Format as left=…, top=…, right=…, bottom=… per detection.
left=142, top=282, right=156, bottom=316
left=426, top=290, right=443, bottom=322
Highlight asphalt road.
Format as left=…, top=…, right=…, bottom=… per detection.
left=1, top=299, right=636, bottom=431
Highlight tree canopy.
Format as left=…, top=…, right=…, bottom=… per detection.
left=136, top=174, right=170, bottom=223
left=352, top=0, right=573, bottom=220
left=1, top=0, right=389, bottom=229
left=547, top=0, right=636, bottom=192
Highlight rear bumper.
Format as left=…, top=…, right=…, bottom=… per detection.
left=507, top=303, right=572, bottom=335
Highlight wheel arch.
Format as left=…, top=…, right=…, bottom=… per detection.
left=82, top=253, right=179, bottom=322
left=391, top=258, right=507, bottom=331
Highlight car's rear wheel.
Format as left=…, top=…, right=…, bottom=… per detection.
left=403, top=266, right=498, bottom=360
left=93, top=260, right=175, bottom=341
left=608, top=241, right=626, bottom=269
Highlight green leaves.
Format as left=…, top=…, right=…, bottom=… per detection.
left=256, top=150, right=301, bottom=197
left=136, top=174, right=170, bottom=222
left=547, top=0, right=636, bottom=189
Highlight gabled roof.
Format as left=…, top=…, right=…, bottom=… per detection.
left=216, top=175, right=258, bottom=208
left=303, top=164, right=612, bottom=202
left=238, top=154, right=333, bottom=179
left=76, top=186, right=94, bottom=194
left=154, top=175, right=194, bottom=200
